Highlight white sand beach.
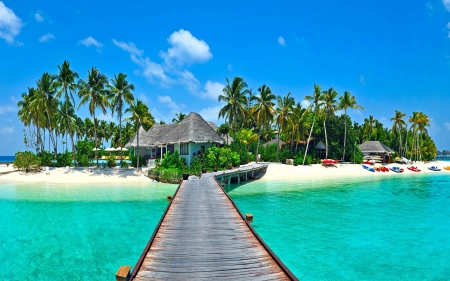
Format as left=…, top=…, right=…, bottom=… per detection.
left=0, top=161, right=448, bottom=184
left=0, top=165, right=153, bottom=183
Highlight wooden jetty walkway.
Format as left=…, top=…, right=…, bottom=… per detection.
left=122, top=164, right=297, bottom=281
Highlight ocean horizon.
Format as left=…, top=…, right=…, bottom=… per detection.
left=0, top=156, right=14, bottom=163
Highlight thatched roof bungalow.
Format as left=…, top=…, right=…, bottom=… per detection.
left=125, top=112, right=225, bottom=166
left=359, top=141, right=394, bottom=155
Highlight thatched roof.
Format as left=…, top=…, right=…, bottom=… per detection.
left=437, top=150, right=442, bottom=155
left=359, top=141, right=394, bottom=154
left=126, top=112, right=225, bottom=147
left=207, top=122, right=234, bottom=145
left=262, top=138, right=284, bottom=148
left=443, top=150, right=450, bottom=155
left=125, top=126, right=149, bottom=147
left=315, top=141, right=326, bottom=150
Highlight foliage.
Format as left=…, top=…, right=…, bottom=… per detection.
left=107, top=156, right=117, bottom=168
left=131, top=155, right=145, bottom=167
left=77, top=155, right=90, bottom=167
left=56, top=151, right=73, bottom=167
left=13, top=151, right=40, bottom=172
left=120, top=160, right=129, bottom=168
left=148, top=168, right=182, bottom=183
left=36, top=151, right=53, bottom=167
left=75, top=140, right=95, bottom=166
left=160, top=151, right=185, bottom=169
left=202, top=146, right=240, bottom=169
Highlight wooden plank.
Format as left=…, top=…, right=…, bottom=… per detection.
left=131, top=164, right=296, bottom=281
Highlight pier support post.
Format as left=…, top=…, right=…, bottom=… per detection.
left=116, top=266, right=131, bottom=281
left=237, top=171, right=240, bottom=184
left=227, top=176, right=230, bottom=186
left=246, top=213, right=253, bottom=222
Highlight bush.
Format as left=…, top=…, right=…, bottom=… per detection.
left=160, top=151, right=185, bottom=169
left=77, top=155, right=90, bottom=167
left=148, top=168, right=182, bottom=183
left=131, top=155, right=145, bottom=167
left=75, top=140, right=95, bottom=166
left=107, top=156, right=117, bottom=168
left=120, top=160, right=129, bottom=168
left=14, top=151, right=40, bottom=172
left=36, top=151, right=53, bottom=167
left=56, top=151, right=73, bottom=167
left=203, top=146, right=240, bottom=170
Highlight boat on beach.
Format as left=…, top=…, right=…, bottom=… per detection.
left=407, top=166, right=421, bottom=172
left=428, top=166, right=441, bottom=172
left=390, top=166, right=404, bottom=173
left=362, top=164, right=375, bottom=172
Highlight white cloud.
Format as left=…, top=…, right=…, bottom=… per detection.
left=443, top=0, right=450, bottom=11
left=0, top=1, right=23, bottom=45
left=360, top=75, right=365, bottom=85
left=10, top=96, right=17, bottom=102
left=178, top=70, right=200, bottom=94
left=0, top=104, right=15, bottom=114
left=227, top=64, right=232, bottom=71
left=301, top=100, right=311, bottom=108
left=444, top=122, right=450, bottom=130
left=112, top=39, right=142, bottom=58
left=35, top=12, right=43, bottom=22
left=201, top=81, right=224, bottom=100
left=157, top=95, right=180, bottom=111
left=1, top=126, right=14, bottom=134
left=39, top=33, right=54, bottom=42
left=78, top=36, right=103, bottom=51
left=278, top=36, right=286, bottom=46
left=199, top=105, right=222, bottom=122
left=161, top=29, right=212, bottom=66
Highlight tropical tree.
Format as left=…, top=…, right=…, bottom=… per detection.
left=78, top=67, right=110, bottom=166
left=288, top=102, right=309, bottom=153
left=275, top=92, right=294, bottom=161
left=320, top=87, right=338, bottom=159
left=56, top=60, right=79, bottom=164
left=172, top=112, right=186, bottom=123
left=303, top=84, right=323, bottom=165
left=108, top=73, right=135, bottom=163
left=251, top=84, right=276, bottom=162
left=390, top=110, right=406, bottom=156
left=236, top=128, right=258, bottom=153
left=218, top=77, right=250, bottom=135
left=338, top=91, right=364, bottom=161
left=124, top=99, right=154, bottom=170
left=217, top=123, right=231, bottom=144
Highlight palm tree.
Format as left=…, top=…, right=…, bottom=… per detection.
left=390, top=110, right=406, bottom=156
left=78, top=67, right=110, bottom=166
left=364, top=115, right=376, bottom=141
left=288, top=102, right=310, bottom=153
left=303, top=84, right=323, bottom=165
left=124, top=99, right=154, bottom=170
left=218, top=77, right=250, bottom=135
left=108, top=73, right=135, bottom=164
left=275, top=92, right=294, bottom=161
left=338, top=91, right=364, bottom=161
left=320, top=87, right=338, bottom=159
left=34, top=72, right=59, bottom=154
left=251, top=84, right=276, bottom=162
left=217, top=123, right=230, bottom=144
left=172, top=112, right=186, bottom=123
left=18, top=87, right=45, bottom=152
left=237, top=128, right=258, bottom=153
left=56, top=60, right=79, bottom=164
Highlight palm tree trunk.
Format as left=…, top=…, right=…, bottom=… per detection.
left=342, top=112, right=347, bottom=161
left=302, top=115, right=315, bottom=165
left=324, top=119, right=328, bottom=159
left=119, top=113, right=123, bottom=166
left=404, top=131, right=408, bottom=158
left=94, top=113, right=98, bottom=167
left=276, top=124, right=281, bottom=162
left=255, top=122, right=262, bottom=163
left=66, top=95, right=76, bottom=166
left=136, top=123, right=140, bottom=171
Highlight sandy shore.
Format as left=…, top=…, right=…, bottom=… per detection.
left=0, top=161, right=448, bottom=184
left=0, top=165, right=153, bottom=183
left=259, top=161, right=449, bottom=181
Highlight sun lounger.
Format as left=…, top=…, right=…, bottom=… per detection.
left=64, top=166, right=70, bottom=174
left=45, top=166, right=50, bottom=175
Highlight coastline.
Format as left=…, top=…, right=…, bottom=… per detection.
left=0, top=161, right=448, bottom=184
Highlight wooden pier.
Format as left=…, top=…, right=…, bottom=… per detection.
left=125, top=164, right=297, bottom=280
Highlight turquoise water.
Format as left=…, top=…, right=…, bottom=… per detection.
left=227, top=175, right=450, bottom=281
left=0, top=181, right=177, bottom=280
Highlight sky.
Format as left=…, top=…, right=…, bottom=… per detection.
left=1, top=0, right=450, bottom=155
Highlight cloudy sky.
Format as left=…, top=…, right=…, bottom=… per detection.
left=1, top=0, right=450, bottom=155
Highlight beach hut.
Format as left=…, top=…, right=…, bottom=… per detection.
left=262, top=137, right=284, bottom=148
left=359, top=141, right=395, bottom=163
left=125, top=112, right=225, bottom=166
left=315, top=140, right=326, bottom=159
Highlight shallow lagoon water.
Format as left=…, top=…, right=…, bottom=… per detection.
left=227, top=174, right=450, bottom=280
left=0, top=181, right=177, bottom=280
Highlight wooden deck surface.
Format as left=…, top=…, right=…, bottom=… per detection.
left=132, top=164, right=296, bottom=280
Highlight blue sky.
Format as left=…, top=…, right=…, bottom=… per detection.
left=1, top=0, right=450, bottom=155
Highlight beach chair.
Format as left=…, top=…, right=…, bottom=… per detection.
left=64, top=166, right=70, bottom=174
left=45, top=166, right=50, bottom=175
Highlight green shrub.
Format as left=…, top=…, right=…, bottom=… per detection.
left=131, top=155, right=145, bottom=167
left=14, top=151, right=40, bottom=172
left=77, top=155, right=90, bottom=167
left=75, top=140, right=95, bottom=166
left=107, top=156, right=117, bottom=168
left=204, top=146, right=240, bottom=169
left=148, top=168, right=182, bottom=183
left=160, top=151, right=185, bottom=169
left=120, top=160, right=129, bottom=168
left=56, top=151, right=73, bottom=167
left=36, top=151, right=53, bottom=167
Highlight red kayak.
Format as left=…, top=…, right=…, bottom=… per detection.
left=363, top=160, right=374, bottom=165
left=322, top=159, right=338, bottom=165
left=407, top=166, right=421, bottom=172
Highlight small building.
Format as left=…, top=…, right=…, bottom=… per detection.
left=125, top=112, right=225, bottom=166
left=359, top=141, right=394, bottom=163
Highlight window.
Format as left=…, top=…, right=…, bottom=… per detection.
left=180, top=143, right=189, bottom=155
left=167, top=144, right=174, bottom=153
left=201, top=146, right=205, bottom=154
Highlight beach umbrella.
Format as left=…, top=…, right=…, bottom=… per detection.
left=116, top=147, right=128, bottom=151
left=104, top=147, right=117, bottom=152
left=92, top=148, right=100, bottom=151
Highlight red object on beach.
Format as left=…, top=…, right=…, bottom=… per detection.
left=322, top=159, right=338, bottom=164
left=407, top=166, right=421, bottom=172
left=363, top=160, right=374, bottom=165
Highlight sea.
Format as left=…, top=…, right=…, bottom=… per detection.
left=0, top=173, right=449, bottom=280
left=0, top=156, right=14, bottom=163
